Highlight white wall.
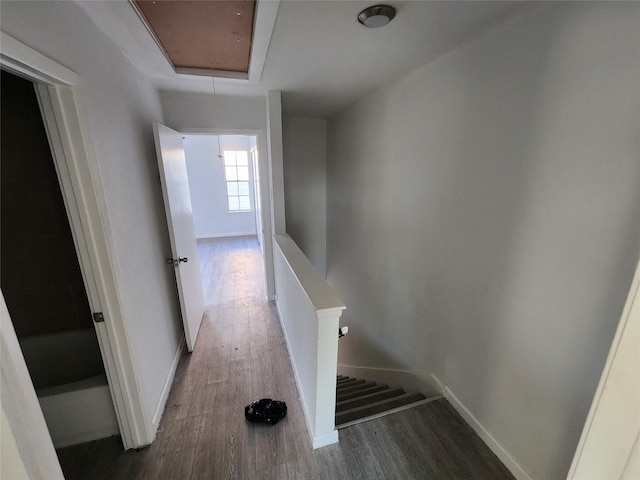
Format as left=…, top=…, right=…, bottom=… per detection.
left=283, top=117, right=327, bottom=276
left=1, top=0, right=183, bottom=440
left=267, top=91, right=286, bottom=237
left=160, top=91, right=267, bottom=130
left=183, top=135, right=257, bottom=238
left=326, top=3, right=640, bottom=479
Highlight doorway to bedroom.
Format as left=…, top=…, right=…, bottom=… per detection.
left=181, top=134, right=264, bottom=303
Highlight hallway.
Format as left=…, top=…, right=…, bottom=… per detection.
left=57, top=236, right=513, bottom=479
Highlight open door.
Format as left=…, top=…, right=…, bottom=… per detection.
left=153, top=123, right=204, bottom=352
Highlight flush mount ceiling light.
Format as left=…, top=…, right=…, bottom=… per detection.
left=358, top=4, right=396, bottom=28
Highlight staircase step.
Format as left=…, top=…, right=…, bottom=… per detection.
left=337, top=383, right=387, bottom=402
left=335, top=392, right=427, bottom=427
left=336, top=377, right=358, bottom=388
left=337, top=375, right=349, bottom=382
left=337, top=380, right=376, bottom=396
left=336, top=377, right=354, bottom=386
left=336, top=386, right=405, bottom=412
left=336, top=378, right=366, bottom=391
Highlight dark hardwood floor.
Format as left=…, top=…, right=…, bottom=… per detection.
left=56, top=236, right=514, bottom=479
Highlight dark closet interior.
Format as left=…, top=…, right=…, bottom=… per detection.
left=1, top=70, right=104, bottom=389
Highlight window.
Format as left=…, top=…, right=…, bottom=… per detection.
left=223, top=150, right=251, bottom=212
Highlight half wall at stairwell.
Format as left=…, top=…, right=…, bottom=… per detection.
left=273, top=235, right=345, bottom=449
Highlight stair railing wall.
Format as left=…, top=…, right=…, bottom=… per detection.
left=273, top=235, right=346, bottom=449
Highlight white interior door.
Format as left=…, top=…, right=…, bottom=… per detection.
left=153, top=123, right=204, bottom=352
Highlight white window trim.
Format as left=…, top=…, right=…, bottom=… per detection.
left=223, top=150, right=253, bottom=213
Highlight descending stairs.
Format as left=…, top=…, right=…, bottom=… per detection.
left=335, top=375, right=428, bottom=428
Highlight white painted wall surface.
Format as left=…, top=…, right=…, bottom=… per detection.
left=326, top=3, right=640, bottom=479
left=267, top=91, right=287, bottom=236
left=283, top=117, right=327, bottom=277
left=1, top=1, right=183, bottom=443
left=160, top=91, right=267, bottom=130
left=183, top=135, right=257, bottom=238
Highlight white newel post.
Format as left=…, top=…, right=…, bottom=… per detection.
left=313, top=308, right=345, bottom=449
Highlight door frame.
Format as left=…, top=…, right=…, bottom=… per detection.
left=180, top=128, right=275, bottom=300
left=250, top=144, right=264, bottom=252
left=1, top=32, right=150, bottom=449
left=567, top=260, right=640, bottom=478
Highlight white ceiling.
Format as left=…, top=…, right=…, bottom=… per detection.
left=77, top=0, right=529, bottom=119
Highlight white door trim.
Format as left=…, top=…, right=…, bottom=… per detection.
left=0, top=31, right=151, bottom=449
left=567, top=260, right=640, bottom=479
left=0, top=31, right=78, bottom=85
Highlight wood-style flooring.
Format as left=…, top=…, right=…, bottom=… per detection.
left=56, top=236, right=515, bottom=480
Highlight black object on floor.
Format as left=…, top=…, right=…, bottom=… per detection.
left=245, top=398, right=287, bottom=425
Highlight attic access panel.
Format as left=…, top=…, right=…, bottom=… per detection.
left=132, top=0, right=256, bottom=79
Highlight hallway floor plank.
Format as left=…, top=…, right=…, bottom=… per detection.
left=56, top=236, right=514, bottom=479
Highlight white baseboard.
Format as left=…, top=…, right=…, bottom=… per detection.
left=337, top=364, right=441, bottom=398
left=152, top=338, right=185, bottom=429
left=431, top=374, right=533, bottom=480
left=312, top=430, right=339, bottom=449
left=429, top=372, right=445, bottom=394
left=195, top=232, right=256, bottom=239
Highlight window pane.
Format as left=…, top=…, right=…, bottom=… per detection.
left=227, top=181, right=239, bottom=196
left=238, top=182, right=249, bottom=195
left=239, top=196, right=251, bottom=211
left=222, top=151, right=252, bottom=212
left=225, top=166, right=237, bottom=181
left=236, top=151, right=248, bottom=165
left=237, top=166, right=249, bottom=181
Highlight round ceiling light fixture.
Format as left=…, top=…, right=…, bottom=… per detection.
left=358, top=4, right=396, bottom=28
